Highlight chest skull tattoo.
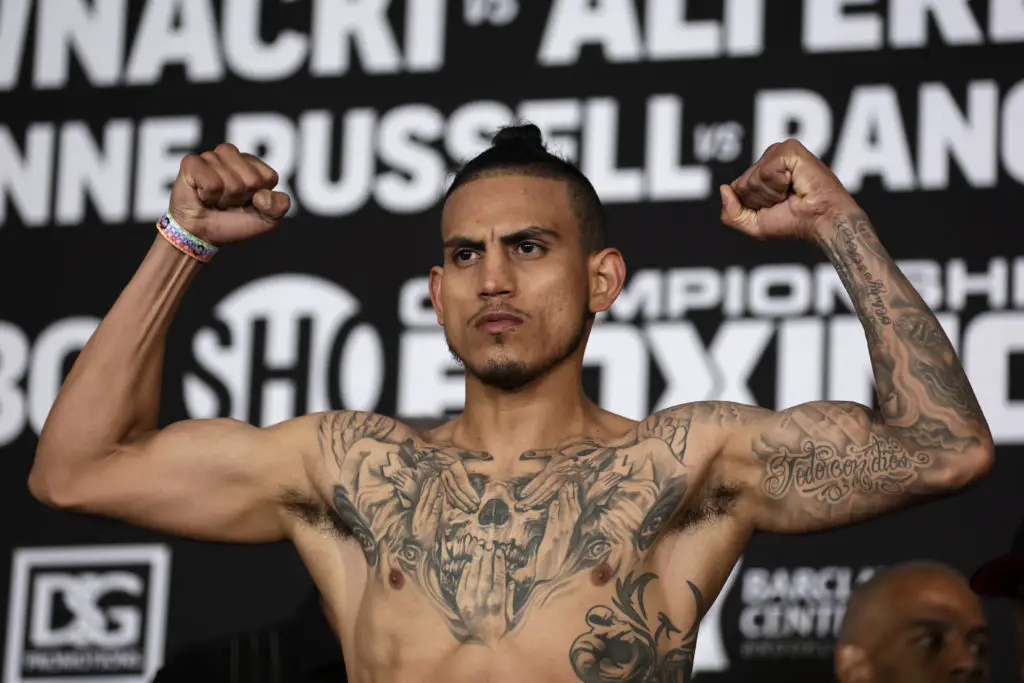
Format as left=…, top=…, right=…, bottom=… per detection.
left=319, top=412, right=694, bottom=645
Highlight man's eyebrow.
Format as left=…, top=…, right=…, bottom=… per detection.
left=443, top=227, right=560, bottom=251
left=499, top=226, right=560, bottom=244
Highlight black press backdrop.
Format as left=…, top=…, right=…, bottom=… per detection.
left=1, top=1, right=1023, bottom=681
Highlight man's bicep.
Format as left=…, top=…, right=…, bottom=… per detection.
left=36, top=414, right=323, bottom=543
left=716, top=401, right=943, bottom=534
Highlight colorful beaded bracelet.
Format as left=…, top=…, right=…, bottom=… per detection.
left=156, top=213, right=219, bottom=263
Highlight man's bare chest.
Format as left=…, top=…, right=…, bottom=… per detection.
left=318, top=413, right=715, bottom=636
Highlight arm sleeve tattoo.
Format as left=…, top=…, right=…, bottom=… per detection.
left=737, top=213, right=994, bottom=533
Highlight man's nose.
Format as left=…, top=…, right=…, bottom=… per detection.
left=479, top=250, right=516, bottom=298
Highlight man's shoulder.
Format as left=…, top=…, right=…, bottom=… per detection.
left=314, top=411, right=418, bottom=455
left=640, top=401, right=768, bottom=428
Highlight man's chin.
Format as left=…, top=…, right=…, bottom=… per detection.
left=469, top=360, right=540, bottom=391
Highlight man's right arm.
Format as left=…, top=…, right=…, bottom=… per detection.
left=29, top=145, right=306, bottom=543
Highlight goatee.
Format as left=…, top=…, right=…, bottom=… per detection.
left=447, top=312, right=590, bottom=391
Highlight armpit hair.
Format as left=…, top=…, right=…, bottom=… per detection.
left=279, top=488, right=348, bottom=538
left=673, top=481, right=741, bottom=533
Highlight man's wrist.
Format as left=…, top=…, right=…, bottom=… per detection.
left=810, top=200, right=869, bottom=246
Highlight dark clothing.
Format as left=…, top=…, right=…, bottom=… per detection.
left=152, top=592, right=345, bottom=683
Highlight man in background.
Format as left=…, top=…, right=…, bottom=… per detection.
left=972, top=519, right=1024, bottom=680
left=834, top=561, right=989, bottom=683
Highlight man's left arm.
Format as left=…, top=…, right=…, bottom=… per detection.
left=702, top=140, right=995, bottom=534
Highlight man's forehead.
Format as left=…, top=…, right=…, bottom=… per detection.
left=891, top=578, right=985, bottom=624
left=442, top=174, right=575, bottom=233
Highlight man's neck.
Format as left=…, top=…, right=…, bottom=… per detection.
left=453, top=361, right=598, bottom=458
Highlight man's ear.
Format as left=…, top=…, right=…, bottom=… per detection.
left=588, top=248, right=626, bottom=314
left=834, top=643, right=873, bottom=683
left=428, top=265, right=444, bottom=325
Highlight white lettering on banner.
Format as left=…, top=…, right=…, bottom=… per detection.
left=802, top=0, right=1024, bottom=52
left=395, top=260, right=1024, bottom=443
left=0, top=123, right=52, bottom=227
left=5, top=78, right=1023, bottom=229
left=126, top=0, right=225, bottom=85
left=33, top=0, right=127, bottom=89
left=991, top=0, right=1024, bottom=41
left=0, top=0, right=447, bottom=91
left=56, top=120, right=133, bottom=225
left=184, top=274, right=385, bottom=427
left=753, top=90, right=833, bottom=160
left=752, top=79, right=1024, bottom=192
left=0, top=0, right=33, bottom=90
left=223, top=0, right=308, bottom=81
left=0, top=116, right=200, bottom=229
left=239, top=95, right=713, bottom=218
left=737, top=564, right=878, bottom=657
left=0, top=318, right=99, bottom=449
left=537, top=0, right=766, bottom=66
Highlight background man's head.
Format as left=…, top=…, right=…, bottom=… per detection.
left=429, top=124, right=625, bottom=391
left=836, top=561, right=989, bottom=683
left=971, top=519, right=1024, bottom=680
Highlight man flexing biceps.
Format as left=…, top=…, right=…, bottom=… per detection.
left=29, top=128, right=993, bottom=683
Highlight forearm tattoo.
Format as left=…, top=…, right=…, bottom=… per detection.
left=745, top=214, right=990, bottom=529
left=821, top=213, right=987, bottom=440
left=317, top=410, right=706, bottom=645
left=570, top=572, right=703, bottom=683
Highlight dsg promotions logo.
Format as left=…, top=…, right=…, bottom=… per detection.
left=3, top=545, right=171, bottom=683
left=184, top=274, right=385, bottom=427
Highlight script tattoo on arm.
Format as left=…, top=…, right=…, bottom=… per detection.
left=719, top=214, right=993, bottom=533
left=317, top=410, right=699, bottom=645
left=569, top=571, right=704, bottom=683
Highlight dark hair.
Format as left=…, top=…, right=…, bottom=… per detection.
left=444, top=124, right=606, bottom=253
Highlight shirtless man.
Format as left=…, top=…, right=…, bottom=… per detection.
left=28, top=125, right=994, bottom=683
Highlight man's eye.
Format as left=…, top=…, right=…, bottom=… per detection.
left=516, top=241, right=546, bottom=256
left=454, top=249, right=477, bottom=262
left=917, top=632, right=943, bottom=653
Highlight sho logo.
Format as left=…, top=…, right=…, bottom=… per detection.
left=3, top=544, right=171, bottom=682
left=184, top=274, right=386, bottom=427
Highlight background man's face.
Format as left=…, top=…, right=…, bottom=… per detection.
left=868, top=571, right=990, bottom=683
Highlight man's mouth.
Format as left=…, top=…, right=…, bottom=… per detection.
left=475, top=312, right=524, bottom=333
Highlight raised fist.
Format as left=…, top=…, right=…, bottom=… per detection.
left=719, top=139, right=861, bottom=243
left=168, top=143, right=290, bottom=245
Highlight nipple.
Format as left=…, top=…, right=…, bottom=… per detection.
left=591, top=562, right=613, bottom=586
left=388, top=568, right=405, bottom=590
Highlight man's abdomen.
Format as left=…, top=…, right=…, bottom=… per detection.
left=342, top=566, right=703, bottom=683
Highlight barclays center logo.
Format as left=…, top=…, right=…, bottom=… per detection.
left=183, top=274, right=386, bottom=427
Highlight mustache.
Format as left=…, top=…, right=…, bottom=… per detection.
left=469, top=304, right=529, bottom=326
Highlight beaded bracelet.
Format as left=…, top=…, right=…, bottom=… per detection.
left=156, top=213, right=219, bottom=263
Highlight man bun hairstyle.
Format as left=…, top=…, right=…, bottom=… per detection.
left=445, top=123, right=606, bottom=253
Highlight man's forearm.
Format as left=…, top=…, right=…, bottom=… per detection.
left=32, top=237, right=201, bottom=493
left=818, top=211, right=992, bottom=459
